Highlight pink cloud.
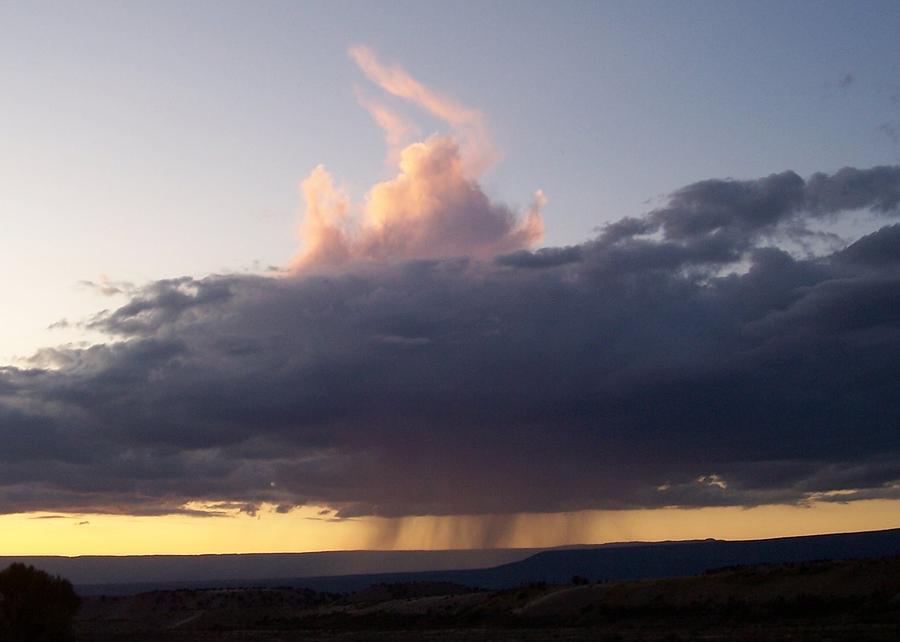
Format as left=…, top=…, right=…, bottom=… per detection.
left=291, top=47, right=544, bottom=271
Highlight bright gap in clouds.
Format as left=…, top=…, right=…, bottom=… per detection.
left=4, top=500, right=900, bottom=556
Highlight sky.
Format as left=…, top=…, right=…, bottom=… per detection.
left=2, top=0, right=900, bottom=554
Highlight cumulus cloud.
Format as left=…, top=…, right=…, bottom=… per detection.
left=293, top=136, right=543, bottom=268
left=2, top=163, right=900, bottom=518
left=291, top=46, right=542, bottom=270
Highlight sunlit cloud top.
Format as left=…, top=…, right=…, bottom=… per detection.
left=292, top=46, right=543, bottom=270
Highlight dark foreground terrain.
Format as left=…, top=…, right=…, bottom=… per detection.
left=74, top=556, right=900, bottom=641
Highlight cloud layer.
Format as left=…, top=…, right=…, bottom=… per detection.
left=3, top=163, right=900, bottom=518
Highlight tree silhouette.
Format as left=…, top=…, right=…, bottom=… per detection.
left=0, top=563, right=81, bottom=642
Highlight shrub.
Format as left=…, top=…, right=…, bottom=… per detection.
left=0, top=563, right=81, bottom=642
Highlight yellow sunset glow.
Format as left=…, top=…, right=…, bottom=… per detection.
left=3, top=499, right=900, bottom=557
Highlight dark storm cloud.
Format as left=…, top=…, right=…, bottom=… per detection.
left=838, top=224, right=900, bottom=267
left=640, top=166, right=900, bottom=247
left=2, top=166, right=900, bottom=517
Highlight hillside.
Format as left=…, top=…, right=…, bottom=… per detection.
left=75, top=527, right=900, bottom=595
left=0, top=548, right=537, bottom=587
left=74, top=556, right=900, bottom=641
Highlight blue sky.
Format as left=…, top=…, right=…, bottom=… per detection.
left=1, top=0, right=898, bottom=360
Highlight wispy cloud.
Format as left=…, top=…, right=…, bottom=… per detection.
left=354, top=92, right=420, bottom=166
left=348, top=45, right=495, bottom=173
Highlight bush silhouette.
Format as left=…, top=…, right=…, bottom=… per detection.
left=0, top=563, right=80, bottom=642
